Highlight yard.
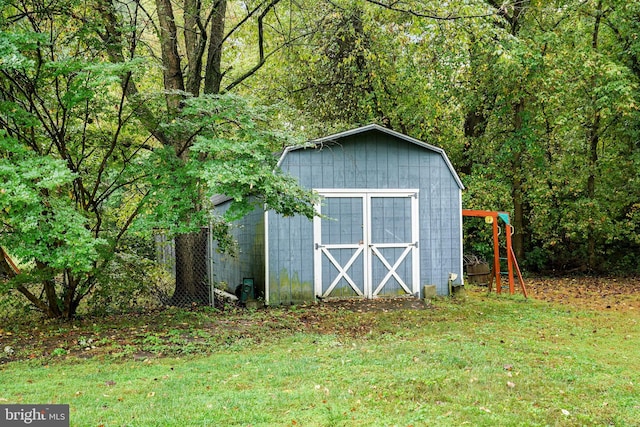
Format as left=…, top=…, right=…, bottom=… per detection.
left=1, top=277, right=639, bottom=426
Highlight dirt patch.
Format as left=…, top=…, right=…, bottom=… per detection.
left=315, top=296, right=429, bottom=312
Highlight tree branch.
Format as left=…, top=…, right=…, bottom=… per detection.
left=364, top=0, right=498, bottom=20
left=97, top=0, right=169, bottom=146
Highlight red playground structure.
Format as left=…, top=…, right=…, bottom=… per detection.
left=462, top=210, right=528, bottom=298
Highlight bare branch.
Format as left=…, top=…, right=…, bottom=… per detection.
left=364, top=0, right=498, bottom=21
left=222, top=0, right=286, bottom=92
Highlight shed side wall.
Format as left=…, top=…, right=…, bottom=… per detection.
left=210, top=203, right=265, bottom=299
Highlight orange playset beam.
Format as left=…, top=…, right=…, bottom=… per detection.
left=462, top=210, right=526, bottom=297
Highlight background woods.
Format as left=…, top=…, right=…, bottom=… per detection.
left=1, top=0, right=639, bottom=317
left=252, top=0, right=640, bottom=273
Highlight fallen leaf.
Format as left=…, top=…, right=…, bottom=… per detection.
left=507, top=381, right=516, bottom=388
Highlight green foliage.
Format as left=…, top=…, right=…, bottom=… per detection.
left=129, top=93, right=319, bottom=242
left=166, top=94, right=318, bottom=222
left=1, top=0, right=639, bottom=320
left=0, top=134, right=106, bottom=273
left=0, top=0, right=156, bottom=317
left=0, top=2, right=320, bottom=317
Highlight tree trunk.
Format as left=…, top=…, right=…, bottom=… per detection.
left=587, top=112, right=600, bottom=269
left=511, top=163, right=526, bottom=262
left=586, top=0, right=603, bottom=269
left=461, top=107, right=490, bottom=175
left=203, top=0, right=227, bottom=94
left=184, top=0, right=205, bottom=95
left=156, top=0, right=185, bottom=113
left=511, top=99, right=527, bottom=261
left=33, top=261, right=64, bottom=318
left=171, top=229, right=210, bottom=305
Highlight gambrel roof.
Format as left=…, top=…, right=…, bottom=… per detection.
left=277, top=124, right=464, bottom=190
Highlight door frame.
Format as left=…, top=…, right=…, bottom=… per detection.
left=313, top=189, right=420, bottom=299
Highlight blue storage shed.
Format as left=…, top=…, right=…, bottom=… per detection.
left=211, top=124, right=464, bottom=305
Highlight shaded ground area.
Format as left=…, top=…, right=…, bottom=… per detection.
left=1, top=276, right=638, bottom=364
left=524, top=276, right=640, bottom=312
left=0, top=300, right=429, bottom=364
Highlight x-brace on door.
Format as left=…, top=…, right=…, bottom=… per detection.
left=313, top=189, right=420, bottom=299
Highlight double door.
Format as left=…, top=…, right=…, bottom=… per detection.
left=313, top=190, right=420, bottom=299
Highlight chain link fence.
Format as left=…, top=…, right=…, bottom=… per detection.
left=154, top=227, right=220, bottom=307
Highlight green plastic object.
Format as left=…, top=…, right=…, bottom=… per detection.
left=240, top=278, right=254, bottom=303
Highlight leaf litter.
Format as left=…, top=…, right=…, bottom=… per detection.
left=0, top=276, right=638, bottom=365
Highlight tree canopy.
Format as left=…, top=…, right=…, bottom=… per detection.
left=1, top=0, right=639, bottom=317
left=252, top=0, right=640, bottom=272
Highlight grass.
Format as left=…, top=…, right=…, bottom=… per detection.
left=1, top=287, right=639, bottom=426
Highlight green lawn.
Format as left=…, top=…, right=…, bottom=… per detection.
left=1, top=289, right=638, bottom=426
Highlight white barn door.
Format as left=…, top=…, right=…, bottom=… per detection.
left=313, top=190, right=420, bottom=299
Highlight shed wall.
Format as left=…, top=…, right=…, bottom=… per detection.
left=210, top=204, right=265, bottom=298
left=268, top=131, right=462, bottom=304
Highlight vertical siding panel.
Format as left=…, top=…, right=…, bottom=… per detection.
left=398, top=142, right=409, bottom=188
left=343, top=145, right=355, bottom=188
left=370, top=136, right=376, bottom=188
left=334, top=148, right=345, bottom=188
left=349, top=139, right=363, bottom=188
left=385, top=140, right=396, bottom=188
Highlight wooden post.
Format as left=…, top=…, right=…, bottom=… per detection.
left=505, top=224, right=515, bottom=294
left=511, top=246, right=528, bottom=298
left=492, top=215, right=502, bottom=293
